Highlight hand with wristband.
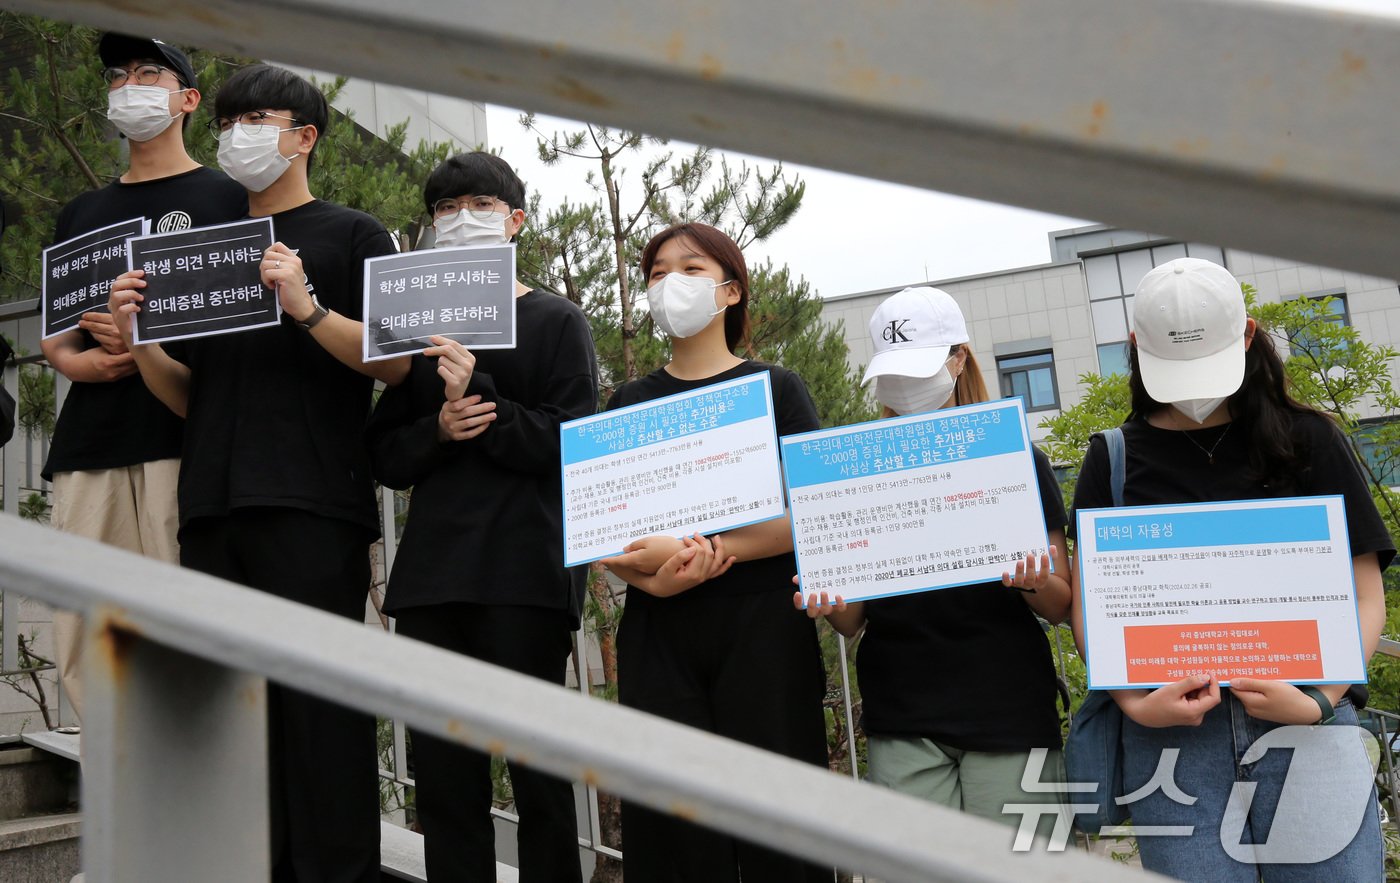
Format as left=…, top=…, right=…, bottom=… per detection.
left=1230, top=678, right=1338, bottom=725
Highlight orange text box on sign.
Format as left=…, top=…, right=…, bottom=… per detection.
left=1122, top=620, right=1324, bottom=684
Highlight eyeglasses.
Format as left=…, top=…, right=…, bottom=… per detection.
left=433, top=195, right=505, bottom=221
left=103, top=64, right=174, bottom=89
left=208, top=111, right=304, bottom=141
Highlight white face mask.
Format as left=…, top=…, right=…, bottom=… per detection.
left=1171, top=396, right=1228, bottom=424
left=107, top=85, right=184, bottom=142
left=433, top=210, right=509, bottom=248
left=217, top=124, right=300, bottom=193
left=647, top=273, right=730, bottom=339
left=876, top=366, right=957, bottom=415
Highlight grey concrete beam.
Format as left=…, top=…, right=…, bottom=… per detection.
left=0, top=515, right=1154, bottom=881
left=5, top=0, right=1400, bottom=279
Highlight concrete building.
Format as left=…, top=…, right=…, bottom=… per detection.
left=820, top=226, right=1400, bottom=451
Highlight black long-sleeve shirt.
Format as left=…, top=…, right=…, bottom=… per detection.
left=367, top=289, right=599, bottom=624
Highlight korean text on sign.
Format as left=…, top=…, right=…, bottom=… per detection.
left=42, top=217, right=149, bottom=339
left=362, top=244, right=517, bottom=361
left=1076, top=496, right=1365, bottom=689
left=782, top=397, right=1052, bottom=604
left=560, top=372, right=785, bottom=567
left=128, top=217, right=278, bottom=345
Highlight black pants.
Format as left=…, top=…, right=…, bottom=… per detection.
left=617, top=588, right=834, bottom=883
left=181, top=509, right=380, bottom=883
left=393, top=602, right=582, bottom=883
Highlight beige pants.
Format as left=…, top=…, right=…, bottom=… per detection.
left=49, top=459, right=180, bottom=721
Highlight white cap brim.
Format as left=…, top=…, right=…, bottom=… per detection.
left=861, top=345, right=953, bottom=385
left=1137, top=341, right=1245, bottom=403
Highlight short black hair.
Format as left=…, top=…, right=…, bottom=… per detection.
left=424, top=152, right=526, bottom=216
left=214, top=64, right=328, bottom=171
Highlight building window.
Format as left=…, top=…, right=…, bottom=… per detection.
left=998, top=351, right=1059, bottom=412
left=1289, top=293, right=1349, bottom=359
left=1097, top=342, right=1130, bottom=378
left=1354, top=420, right=1399, bottom=488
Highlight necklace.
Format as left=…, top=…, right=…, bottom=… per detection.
left=1168, top=410, right=1232, bottom=465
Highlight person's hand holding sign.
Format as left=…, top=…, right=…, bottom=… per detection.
left=1230, top=678, right=1333, bottom=725
left=1112, top=674, right=1221, bottom=728
left=80, top=311, right=129, bottom=356
left=108, top=269, right=147, bottom=349
left=261, top=242, right=311, bottom=320
left=1002, top=547, right=1057, bottom=593
left=424, top=335, right=475, bottom=402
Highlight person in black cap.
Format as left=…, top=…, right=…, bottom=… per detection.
left=39, top=33, right=246, bottom=721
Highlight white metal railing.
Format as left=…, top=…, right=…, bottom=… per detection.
left=0, top=514, right=1144, bottom=881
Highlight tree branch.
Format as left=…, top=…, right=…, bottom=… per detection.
left=44, top=36, right=102, bottom=190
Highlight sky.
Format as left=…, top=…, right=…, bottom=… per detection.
left=480, top=0, right=1400, bottom=301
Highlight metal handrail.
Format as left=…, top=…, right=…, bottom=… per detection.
left=0, top=513, right=1143, bottom=881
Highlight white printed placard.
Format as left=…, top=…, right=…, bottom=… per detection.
left=782, top=398, right=1050, bottom=605
left=362, top=244, right=516, bottom=362
left=1076, top=496, right=1365, bottom=689
left=560, top=373, right=785, bottom=567
left=42, top=217, right=149, bottom=339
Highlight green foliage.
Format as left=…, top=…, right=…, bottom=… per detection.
left=0, top=13, right=456, bottom=306
left=748, top=261, right=875, bottom=428
left=0, top=14, right=119, bottom=303
left=18, top=491, right=51, bottom=523
left=1252, top=291, right=1400, bottom=541
left=18, top=360, right=54, bottom=436
left=1035, top=372, right=1130, bottom=500
left=516, top=116, right=869, bottom=427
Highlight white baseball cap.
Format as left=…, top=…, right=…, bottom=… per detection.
left=862, top=287, right=969, bottom=384
left=1133, top=258, right=1246, bottom=403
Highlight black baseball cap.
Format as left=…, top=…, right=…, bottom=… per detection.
left=98, top=33, right=198, bottom=91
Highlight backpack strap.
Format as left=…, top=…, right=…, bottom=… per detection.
left=1103, top=427, right=1125, bottom=508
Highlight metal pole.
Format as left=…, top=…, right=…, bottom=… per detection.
left=575, top=626, right=604, bottom=852
left=1379, top=713, right=1399, bottom=827
left=82, top=610, right=269, bottom=882
left=837, top=633, right=859, bottom=782
left=2, top=361, right=19, bottom=672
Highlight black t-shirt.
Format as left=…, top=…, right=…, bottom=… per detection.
left=43, top=167, right=248, bottom=479
left=168, top=199, right=394, bottom=538
left=1070, top=412, right=1396, bottom=705
left=606, top=360, right=820, bottom=605
left=856, top=446, right=1069, bottom=751
left=1070, top=413, right=1394, bottom=565
left=366, top=289, right=599, bottom=624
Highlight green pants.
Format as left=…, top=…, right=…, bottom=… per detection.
left=867, top=735, right=1067, bottom=842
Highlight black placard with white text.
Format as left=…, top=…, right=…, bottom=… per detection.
left=128, top=217, right=279, bottom=344
left=362, top=244, right=516, bottom=361
left=42, top=217, right=148, bottom=339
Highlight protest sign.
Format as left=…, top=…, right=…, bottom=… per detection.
left=782, top=398, right=1050, bottom=604
left=128, top=217, right=277, bottom=344
left=1076, top=496, right=1365, bottom=688
left=561, top=372, right=784, bottom=567
left=42, top=217, right=148, bottom=339
left=363, top=244, right=516, bottom=361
